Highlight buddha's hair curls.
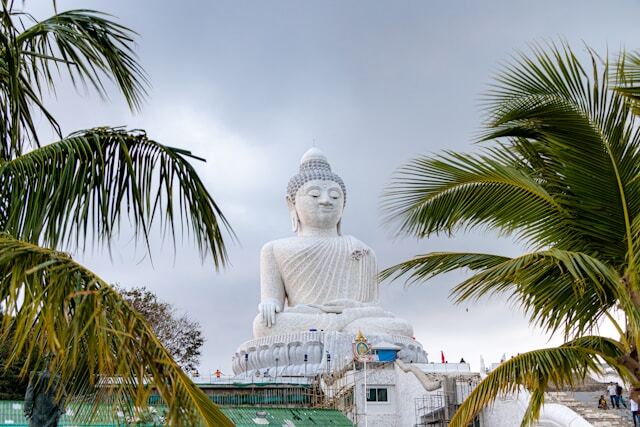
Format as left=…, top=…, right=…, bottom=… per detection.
left=286, top=157, right=347, bottom=206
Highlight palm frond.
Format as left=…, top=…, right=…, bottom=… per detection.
left=0, top=233, right=233, bottom=426
left=382, top=41, right=640, bottom=427
left=380, top=251, right=510, bottom=284
left=0, top=5, right=59, bottom=159
left=615, top=50, right=640, bottom=114
left=0, top=7, right=147, bottom=159
left=17, top=9, right=147, bottom=111
left=0, top=127, right=232, bottom=268
left=382, top=250, right=630, bottom=339
left=450, top=337, right=626, bottom=427
left=457, top=249, right=632, bottom=338
left=481, top=42, right=640, bottom=263
left=384, top=42, right=640, bottom=265
left=382, top=150, right=567, bottom=246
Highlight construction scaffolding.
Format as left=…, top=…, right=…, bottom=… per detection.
left=414, top=377, right=481, bottom=427
left=192, top=362, right=482, bottom=426
left=190, top=370, right=357, bottom=410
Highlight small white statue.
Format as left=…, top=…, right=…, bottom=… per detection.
left=253, top=148, right=413, bottom=338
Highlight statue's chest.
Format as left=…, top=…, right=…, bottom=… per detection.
left=274, top=237, right=374, bottom=287
left=276, top=237, right=367, bottom=264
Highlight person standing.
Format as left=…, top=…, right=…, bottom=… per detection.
left=631, top=398, right=639, bottom=426
left=608, top=382, right=619, bottom=408
left=616, top=383, right=627, bottom=408
left=23, top=368, right=65, bottom=427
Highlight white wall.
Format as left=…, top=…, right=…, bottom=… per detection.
left=351, top=362, right=456, bottom=426
left=394, top=363, right=443, bottom=427
left=352, top=365, right=398, bottom=427
left=482, top=391, right=591, bottom=427
left=417, top=362, right=471, bottom=373
left=483, top=394, right=526, bottom=427
left=343, top=364, right=592, bottom=427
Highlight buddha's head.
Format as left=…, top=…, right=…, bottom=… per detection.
left=286, top=148, right=346, bottom=235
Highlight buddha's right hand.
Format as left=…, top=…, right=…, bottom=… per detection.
left=259, top=299, right=281, bottom=327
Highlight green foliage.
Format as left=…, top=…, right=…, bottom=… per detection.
left=0, top=317, right=29, bottom=400
left=383, top=42, right=640, bottom=426
left=615, top=51, right=640, bottom=114
left=0, top=6, right=147, bottom=158
left=117, top=286, right=205, bottom=372
left=0, top=3, right=233, bottom=426
left=0, top=234, right=232, bottom=425
left=0, top=127, right=229, bottom=265
left=450, top=337, right=626, bottom=427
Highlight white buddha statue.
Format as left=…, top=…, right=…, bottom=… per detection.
left=253, top=148, right=413, bottom=338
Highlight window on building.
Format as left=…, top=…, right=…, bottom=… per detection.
left=366, top=387, right=389, bottom=402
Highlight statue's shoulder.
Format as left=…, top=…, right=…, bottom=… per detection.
left=261, top=237, right=301, bottom=257
left=263, top=236, right=376, bottom=258
left=343, top=235, right=373, bottom=250
left=265, top=236, right=298, bottom=247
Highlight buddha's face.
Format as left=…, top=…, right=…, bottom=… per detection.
left=294, top=179, right=344, bottom=230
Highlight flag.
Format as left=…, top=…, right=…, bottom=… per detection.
left=441, top=350, right=445, bottom=363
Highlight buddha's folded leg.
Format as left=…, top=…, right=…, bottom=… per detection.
left=334, top=306, right=394, bottom=326
left=341, top=315, right=414, bottom=337
left=252, top=311, right=341, bottom=338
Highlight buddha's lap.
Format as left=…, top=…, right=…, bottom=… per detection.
left=341, top=316, right=414, bottom=336
left=285, top=304, right=392, bottom=315
left=252, top=307, right=412, bottom=337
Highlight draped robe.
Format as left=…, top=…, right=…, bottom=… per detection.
left=253, top=234, right=413, bottom=338
left=274, top=235, right=378, bottom=310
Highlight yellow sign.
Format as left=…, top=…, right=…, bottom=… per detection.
left=352, top=330, right=374, bottom=361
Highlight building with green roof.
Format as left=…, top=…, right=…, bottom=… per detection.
left=0, top=400, right=353, bottom=426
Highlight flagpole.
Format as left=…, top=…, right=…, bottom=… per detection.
left=364, top=359, right=368, bottom=427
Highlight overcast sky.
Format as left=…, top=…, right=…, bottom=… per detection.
left=27, top=0, right=640, bottom=374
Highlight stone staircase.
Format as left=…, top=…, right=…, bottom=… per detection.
left=547, top=391, right=633, bottom=426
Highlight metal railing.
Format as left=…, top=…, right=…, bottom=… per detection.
left=0, top=400, right=162, bottom=426
left=413, top=378, right=480, bottom=427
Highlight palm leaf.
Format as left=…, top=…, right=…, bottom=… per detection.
left=615, top=50, right=640, bottom=114
left=0, top=127, right=231, bottom=267
left=380, top=251, right=510, bottom=284
left=451, top=249, right=627, bottom=338
left=17, top=9, right=147, bottom=111
left=382, top=42, right=640, bottom=425
left=0, top=233, right=234, bottom=426
left=0, top=7, right=147, bottom=159
left=0, top=4, right=58, bottom=159
left=0, top=4, right=233, bottom=425
left=382, top=150, right=567, bottom=246
left=384, top=42, right=640, bottom=263
left=482, top=42, right=640, bottom=263
left=449, top=337, right=626, bottom=427
left=381, top=250, right=631, bottom=339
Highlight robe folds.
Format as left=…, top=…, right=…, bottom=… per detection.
left=274, top=235, right=378, bottom=310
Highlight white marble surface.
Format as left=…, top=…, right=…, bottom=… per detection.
left=253, top=148, right=413, bottom=339
left=415, top=362, right=471, bottom=373
left=394, top=362, right=447, bottom=427
left=482, top=390, right=591, bottom=427
left=232, top=331, right=428, bottom=377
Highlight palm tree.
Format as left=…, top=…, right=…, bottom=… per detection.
left=0, top=3, right=233, bottom=426
left=382, top=43, right=640, bottom=426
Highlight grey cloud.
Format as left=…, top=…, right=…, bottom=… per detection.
left=27, top=0, right=640, bottom=372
